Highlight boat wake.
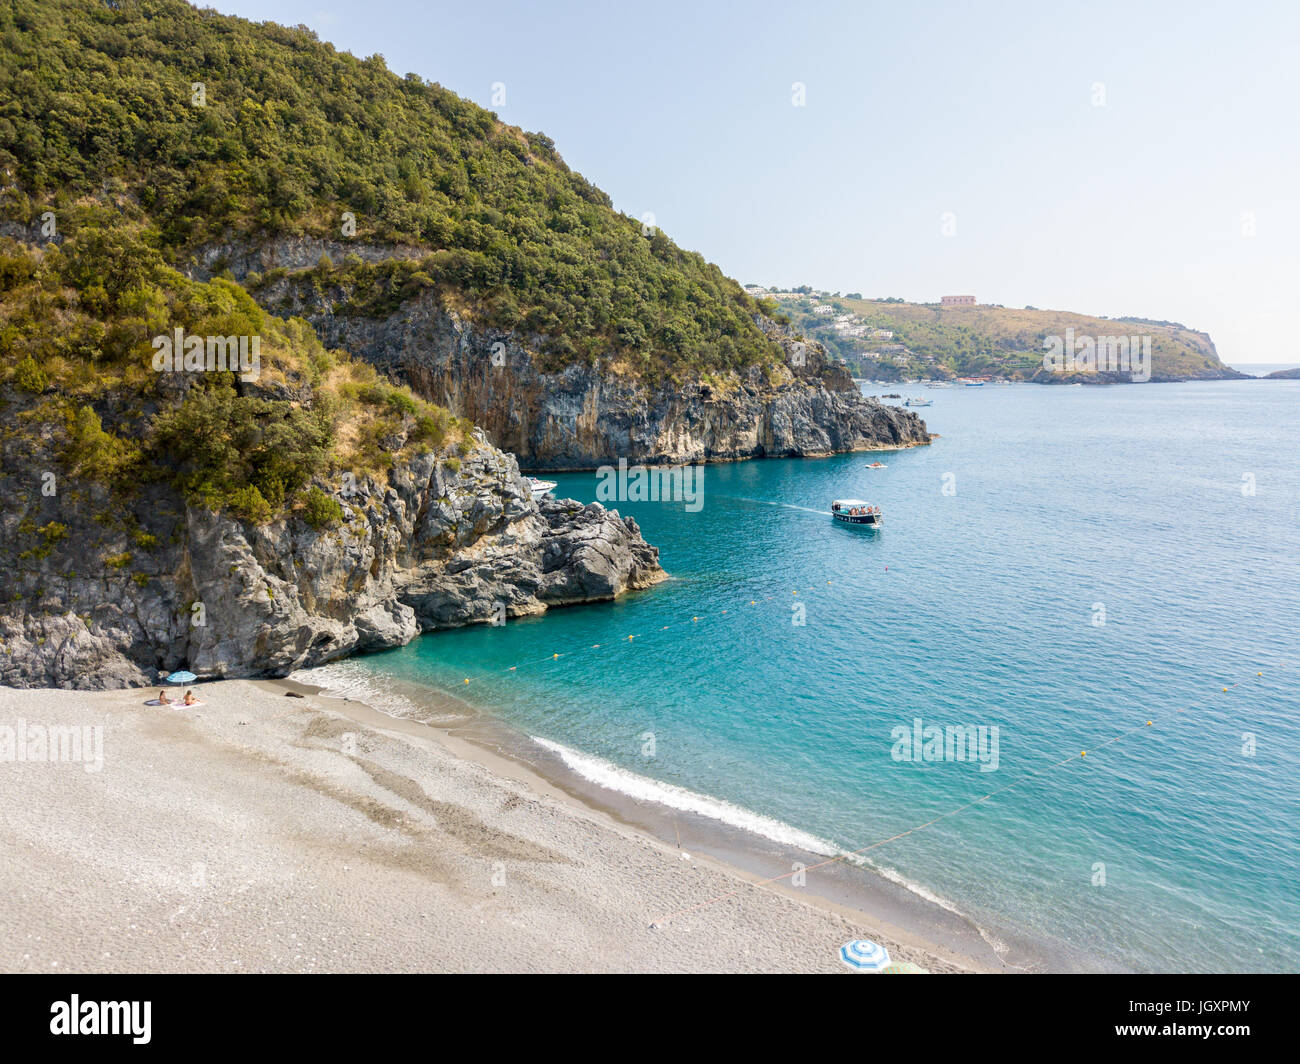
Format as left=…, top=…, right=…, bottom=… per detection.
left=714, top=494, right=831, bottom=517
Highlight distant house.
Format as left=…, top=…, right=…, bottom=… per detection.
left=941, top=295, right=976, bottom=307
left=871, top=329, right=893, bottom=339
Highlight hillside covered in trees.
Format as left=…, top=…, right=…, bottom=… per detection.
left=769, top=291, right=1241, bottom=383
left=0, top=0, right=785, bottom=380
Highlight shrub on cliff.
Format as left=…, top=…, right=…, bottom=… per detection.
left=63, top=404, right=142, bottom=484
left=300, top=487, right=344, bottom=530
left=12, top=356, right=47, bottom=393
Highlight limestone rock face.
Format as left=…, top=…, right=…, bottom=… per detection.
left=1, top=442, right=665, bottom=690
left=195, top=239, right=933, bottom=470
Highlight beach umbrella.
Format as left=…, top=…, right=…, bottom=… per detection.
left=839, top=939, right=891, bottom=972
left=881, top=961, right=928, bottom=974
left=165, top=670, right=197, bottom=685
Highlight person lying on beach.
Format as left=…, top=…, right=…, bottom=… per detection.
left=183, top=690, right=198, bottom=706
left=158, top=690, right=171, bottom=705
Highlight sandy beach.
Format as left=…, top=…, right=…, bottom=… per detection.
left=0, top=680, right=992, bottom=974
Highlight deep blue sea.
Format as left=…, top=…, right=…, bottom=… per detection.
left=307, top=380, right=1300, bottom=972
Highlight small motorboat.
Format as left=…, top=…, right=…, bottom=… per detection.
left=865, top=461, right=887, bottom=469
left=526, top=477, right=557, bottom=500
left=904, top=397, right=933, bottom=407
left=831, top=500, right=882, bottom=528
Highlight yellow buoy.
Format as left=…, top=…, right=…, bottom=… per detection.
left=692, top=616, right=698, bottom=622
left=464, top=678, right=470, bottom=684
left=1146, top=721, right=1152, bottom=726
left=1223, top=687, right=1228, bottom=692
left=628, top=634, right=635, bottom=641
left=553, top=653, right=560, bottom=659
left=1080, top=751, right=1087, bottom=757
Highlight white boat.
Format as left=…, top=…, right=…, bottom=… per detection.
left=904, top=397, right=933, bottom=407
left=831, top=499, right=882, bottom=528
left=526, top=477, right=557, bottom=500
left=926, top=381, right=953, bottom=388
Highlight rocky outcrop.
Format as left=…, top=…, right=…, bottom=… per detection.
left=0, top=440, right=664, bottom=689
left=194, top=240, right=933, bottom=470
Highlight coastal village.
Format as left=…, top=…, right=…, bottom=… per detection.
left=745, top=284, right=992, bottom=383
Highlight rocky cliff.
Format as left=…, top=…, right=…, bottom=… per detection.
left=194, top=239, right=934, bottom=470
left=1, top=436, right=664, bottom=690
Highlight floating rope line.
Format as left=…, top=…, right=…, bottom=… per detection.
left=458, top=580, right=862, bottom=684
left=459, top=492, right=884, bottom=685
left=646, top=666, right=1277, bottom=929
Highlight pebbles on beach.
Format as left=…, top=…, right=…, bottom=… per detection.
left=0, top=681, right=979, bottom=973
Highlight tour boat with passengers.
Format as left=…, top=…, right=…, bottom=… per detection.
left=831, top=500, right=883, bottom=527
left=526, top=477, right=557, bottom=500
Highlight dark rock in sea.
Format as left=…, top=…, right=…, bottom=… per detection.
left=0, top=440, right=665, bottom=690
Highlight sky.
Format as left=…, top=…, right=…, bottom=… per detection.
left=212, top=0, right=1300, bottom=363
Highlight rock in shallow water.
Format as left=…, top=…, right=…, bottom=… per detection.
left=0, top=444, right=665, bottom=690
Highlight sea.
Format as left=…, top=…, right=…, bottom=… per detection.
left=298, top=377, right=1300, bottom=972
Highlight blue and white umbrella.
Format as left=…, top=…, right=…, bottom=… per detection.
left=165, top=671, right=197, bottom=685
left=839, top=939, right=891, bottom=972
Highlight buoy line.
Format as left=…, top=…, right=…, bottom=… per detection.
left=646, top=665, right=1279, bottom=929
left=459, top=581, right=858, bottom=684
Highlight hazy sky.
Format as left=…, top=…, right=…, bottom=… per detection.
left=212, top=0, right=1299, bottom=363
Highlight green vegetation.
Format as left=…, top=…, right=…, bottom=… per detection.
left=12, top=355, right=46, bottom=392
left=0, top=213, right=466, bottom=523
left=300, top=486, right=344, bottom=530
left=0, top=0, right=783, bottom=381
left=772, top=293, right=1232, bottom=382
left=17, top=521, right=68, bottom=561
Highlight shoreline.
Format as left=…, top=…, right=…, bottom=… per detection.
left=279, top=665, right=1105, bottom=973
left=517, top=436, right=935, bottom=474
left=274, top=673, right=1016, bottom=971
left=0, top=678, right=1001, bottom=973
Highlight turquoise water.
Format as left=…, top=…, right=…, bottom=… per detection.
left=328, top=381, right=1300, bottom=972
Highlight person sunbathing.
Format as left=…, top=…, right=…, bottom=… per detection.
left=157, top=690, right=172, bottom=705
left=182, top=690, right=197, bottom=706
